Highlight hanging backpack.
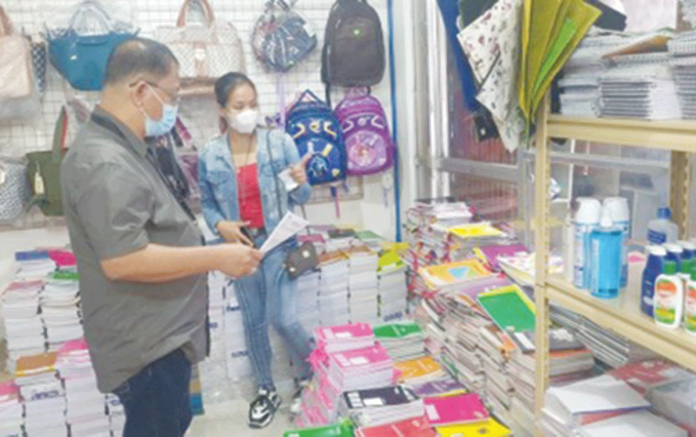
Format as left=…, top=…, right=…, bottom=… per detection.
left=286, top=90, right=347, bottom=185
left=321, top=0, right=386, bottom=103
left=334, top=88, right=394, bottom=176
left=252, top=0, right=317, bottom=72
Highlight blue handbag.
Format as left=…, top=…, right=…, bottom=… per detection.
left=285, top=90, right=347, bottom=186
left=47, top=1, right=138, bottom=91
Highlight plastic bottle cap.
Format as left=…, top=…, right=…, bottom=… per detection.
left=575, top=198, right=602, bottom=224
left=657, top=207, right=672, bottom=219
left=647, top=245, right=667, bottom=256
left=603, top=197, right=630, bottom=222
left=679, top=240, right=696, bottom=251
left=664, top=261, right=677, bottom=275
left=665, top=243, right=684, bottom=254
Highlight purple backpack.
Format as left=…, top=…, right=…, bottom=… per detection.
left=334, top=88, right=394, bottom=176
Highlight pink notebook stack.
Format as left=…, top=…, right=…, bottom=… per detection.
left=355, top=417, right=437, bottom=437
left=423, top=393, right=489, bottom=426
left=314, top=323, right=375, bottom=353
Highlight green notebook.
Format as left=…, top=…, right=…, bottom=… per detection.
left=477, top=285, right=536, bottom=333
left=374, top=322, right=423, bottom=340
left=284, top=420, right=353, bottom=437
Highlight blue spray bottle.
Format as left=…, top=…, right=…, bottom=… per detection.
left=589, top=210, right=622, bottom=299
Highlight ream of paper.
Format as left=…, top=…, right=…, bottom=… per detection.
left=259, top=212, right=308, bottom=254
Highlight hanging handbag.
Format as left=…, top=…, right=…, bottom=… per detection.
left=264, top=131, right=319, bottom=279
left=155, top=0, right=245, bottom=95
left=0, top=156, right=31, bottom=225
left=0, top=6, right=40, bottom=120
left=46, top=0, right=138, bottom=91
left=27, top=35, right=47, bottom=96
left=25, top=107, right=69, bottom=217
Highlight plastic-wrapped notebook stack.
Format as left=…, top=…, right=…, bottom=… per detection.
left=2, top=280, right=45, bottom=366
left=377, top=251, right=409, bottom=323
left=373, top=322, right=426, bottom=362
left=56, top=339, right=110, bottom=437
left=318, top=251, right=350, bottom=326
left=296, top=323, right=395, bottom=428
left=296, top=269, right=321, bottom=333
left=0, top=381, right=23, bottom=437
left=344, top=245, right=379, bottom=325
left=42, top=272, right=82, bottom=352
left=15, top=352, right=67, bottom=436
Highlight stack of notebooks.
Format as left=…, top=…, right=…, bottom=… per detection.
left=2, top=280, right=45, bottom=364
left=355, top=416, right=435, bottom=437
left=577, top=410, right=687, bottom=437
left=542, top=375, right=651, bottom=436
left=56, top=339, right=109, bottom=437
left=106, top=394, right=125, bottom=437
left=410, top=375, right=466, bottom=398
left=15, top=352, right=68, bottom=436
left=377, top=251, right=409, bottom=323
left=508, top=327, right=595, bottom=433
left=296, top=270, right=322, bottom=333
left=551, top=306, right=656, bottom=368
left=0, top=381, right=23, bottom=437
left=339, top=385, right=424, bottom=428
left=373, top=322, right=426, bottom=361
left=14, top=250, right=56, bottom=280
left=344, top=246, right=380, bottom=324
left=223, top=293, right=253, bottom=381
left=326, top=229, right=357, bottom=252
left=669, top=31, right=696, bottom=119
left=319, top=251, right=350, bottom=326
left=599, top=56, right=681, bottom=120
left=355, top=230, right=387, bottom=253
left=394, top=356, right=446, bottom=386
left=285, top=420, right=354, bottom=437
left=424, top=392, right=489, bottom=428
left=610, top=360, right=696, bottom=435
left=437, top=417, right=511, bottom=437
left=41, top=272, right=82, bottom=351
left=418, top=259, right=493, bottom=294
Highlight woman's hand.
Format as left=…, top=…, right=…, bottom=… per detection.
left=216, top=221, right=253, bottom=246
left=289, top=155, right=311, bottom=185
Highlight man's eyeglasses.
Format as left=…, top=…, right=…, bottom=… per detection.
left=130, top=80, right=181, bottom=105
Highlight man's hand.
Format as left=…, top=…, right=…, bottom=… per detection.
left=289, top=155, right=311, bottom=185
left=214, top=243, right=263, bottom=278
left=216, top=221, right=253, bottom=246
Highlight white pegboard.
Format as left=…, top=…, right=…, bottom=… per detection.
left=0, top=0, right=394, bottom=202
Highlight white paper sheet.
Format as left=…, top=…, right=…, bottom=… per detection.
left=259, top=212, right=308, bottom=254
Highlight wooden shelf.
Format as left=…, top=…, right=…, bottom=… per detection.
left=546, top=272, right=696, bottom=374
left=547, top=115, right=696, bottom=152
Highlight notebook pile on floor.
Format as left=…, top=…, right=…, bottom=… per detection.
left=56, top=339, right=110, bottom=437
left=13, top=250, right=57, bottom=280
left=2, top=280, right=45, bottom=365
left=15, top=352, right=67, bottom=436
left=0, top=381, right=23, bottom=437
left=345, top=246, right=380, bottom=324
left=319, top=251, right=351, bottom=326
left=541, top=374, right=687, bottom=437
left=377, top=251, right=409, bottom=323
left=41, top=272, right=82, bottom=351
left=373, top=322, right=426, bottom=362
left=297, top=270, right=322, bottom=332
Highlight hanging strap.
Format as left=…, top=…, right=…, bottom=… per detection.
left=0, top=6, right=14, bottom=36
left=177, top=0, right=216, bottom=27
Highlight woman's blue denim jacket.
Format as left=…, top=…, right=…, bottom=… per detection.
left=198, top=128, right=312, bottom=234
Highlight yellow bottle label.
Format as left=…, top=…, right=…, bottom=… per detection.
left=685, top=286, right=696, bottom=332
left=655, top=278, right=678, bottom=324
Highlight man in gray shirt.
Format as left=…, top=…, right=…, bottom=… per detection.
left=61, top=38, right=261, bottom=436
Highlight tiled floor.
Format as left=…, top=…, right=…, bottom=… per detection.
left=188, top=400, right=294, bottom=437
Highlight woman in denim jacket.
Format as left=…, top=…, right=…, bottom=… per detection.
left=198, top=73, right=312, bottom=429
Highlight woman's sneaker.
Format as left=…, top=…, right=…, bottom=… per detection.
left=248, top=388, right=282, bottom=429
left=290, top=379, right=311, bottom=415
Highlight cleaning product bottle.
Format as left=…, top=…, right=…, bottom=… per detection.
left=684, top=264, right=696, bottom=335
left=642, top=246, right=666, bottom=317
left=664, top=243, right=684, bottom=278
left=574, top=198, right=601, bottom=290
left=563, top=213, right=575, bottom=283
left=678, top=241, right=696, bottom=282
left=603, top=197, right=630, bottom=288
left=647, top=207, right=679, bottom=244
left=654, top=261, right=684, bottom=329
left=589, top=209, right=622, bottom=299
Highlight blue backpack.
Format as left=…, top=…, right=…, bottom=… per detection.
left=285, top=90, right=347, bottom=185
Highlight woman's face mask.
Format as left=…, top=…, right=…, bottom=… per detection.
left=227, top=109, right=260, bottom=134
left=225, top=83, right=260, bottom=135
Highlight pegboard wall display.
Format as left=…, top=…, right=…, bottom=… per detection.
left=0, top=0, right=395, bottom=205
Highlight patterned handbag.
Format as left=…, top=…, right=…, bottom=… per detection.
left=27, top=36, right=47, bottom=96
left=155, top=0, right=245, bottom=95
left=0, top=156, right=31, bottom=224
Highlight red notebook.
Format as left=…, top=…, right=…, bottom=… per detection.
left=423, top=393, right=489, bottom=426
left=355, top=417, right=436, bottom=437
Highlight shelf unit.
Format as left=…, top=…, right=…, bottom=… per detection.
left=533, top=102, right=695, bottom=436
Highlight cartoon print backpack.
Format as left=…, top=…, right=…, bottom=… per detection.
left=334, top=88, right=394, bottom=176
left=285, top=90, right=347, bottom=185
